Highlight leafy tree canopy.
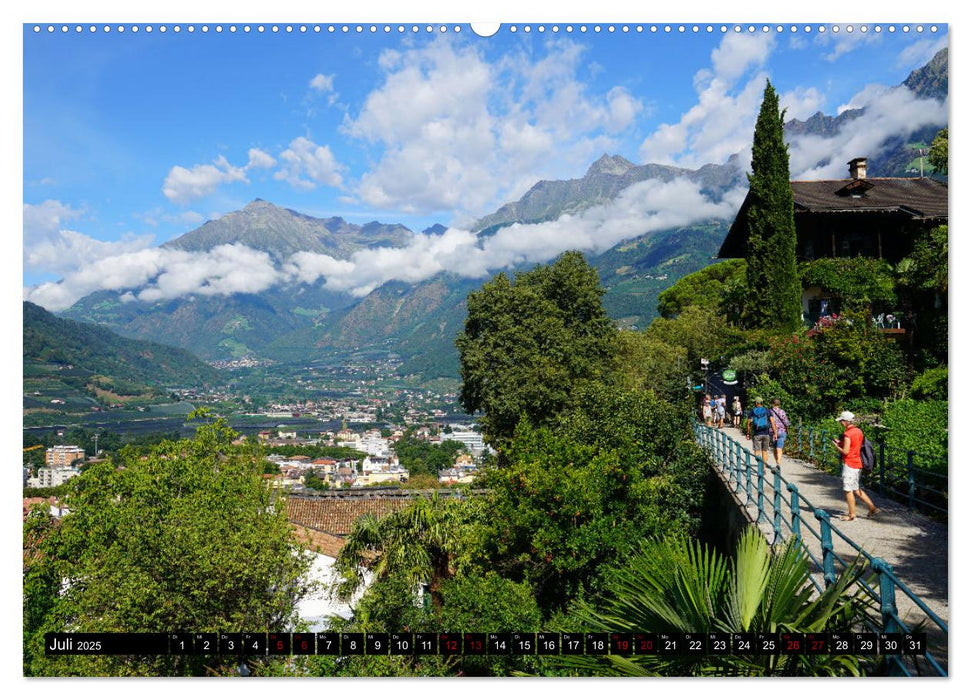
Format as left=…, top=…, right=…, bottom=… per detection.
left=394, top=433, right=466, bottom=477
left=456, top=251, right=617, bottom=446
left=644, top=305, right=745, bottom=371
left=476, top=386, right=709, bottom=615
left=611, top=330, right=688, bottom=398
left=24, top=419, right=313, bottom=676
left=656, top=259, right=747, bottom=320
left=897, top=225, right=948, bottom=296
left=929, top=127, right=947, bottom=174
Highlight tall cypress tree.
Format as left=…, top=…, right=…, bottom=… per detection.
left=743, top=81, right=802, bottom=331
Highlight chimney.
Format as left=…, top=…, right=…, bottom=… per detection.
left=848, top=157, right=867, bottom=180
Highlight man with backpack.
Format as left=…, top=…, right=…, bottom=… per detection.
left=832, top=410, right=881, bottom=521
left=746, top=397, right=773, bottom=467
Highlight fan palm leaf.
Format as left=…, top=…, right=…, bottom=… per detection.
left=557, top=527, right=870, bottom=677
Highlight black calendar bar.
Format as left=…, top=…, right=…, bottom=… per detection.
left=44, top=631, right=927, bottom=656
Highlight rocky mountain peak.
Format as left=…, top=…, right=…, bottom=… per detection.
left=585, top=154, right=637, bottom=178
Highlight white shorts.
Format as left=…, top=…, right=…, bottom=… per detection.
left=842, top=465, right=862, bottom=492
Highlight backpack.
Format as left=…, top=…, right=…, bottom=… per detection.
left=751, top=406, right=770, bottom=433
left=860, top=437, right=876, bottom=473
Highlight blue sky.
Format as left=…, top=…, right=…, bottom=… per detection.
left=22, top=21, right=948, bottom=308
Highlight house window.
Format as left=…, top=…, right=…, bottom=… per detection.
left=837, top=232, right=878, bottom=258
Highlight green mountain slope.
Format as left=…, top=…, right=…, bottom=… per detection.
left=24, top=301, right=221, bottom=421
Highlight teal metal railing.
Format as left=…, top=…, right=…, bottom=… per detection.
left=787, top=423, right=947, bottom=517
left=695, top=423, right=947, bottom=677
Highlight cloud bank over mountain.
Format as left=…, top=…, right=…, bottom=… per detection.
left=25, top=176, right=745, bottom=310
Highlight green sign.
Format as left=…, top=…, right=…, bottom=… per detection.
left=722, top=369, right=737, bottom=382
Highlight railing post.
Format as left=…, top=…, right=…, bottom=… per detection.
left=815, top=508, right=837, bottom=588
left=745, top=451, right=753, bottom=507
left=787, top=483, right=802, bottom=545
left=907, top=451, right=916, bottom=510
left=871, top=557, right=905, bottom=676
left=797, top=422, right=803, bottom=457
left=809, top=427, right=816, bottom=462
left=871, top=558, right=901, bottom=634
left=772, top=466, right=783, bottom=543
left=734, top=441, right=742, bottom=493
left=756, top=456, right=766, bottom=523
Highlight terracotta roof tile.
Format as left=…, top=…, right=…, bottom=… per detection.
left=286, top=495, right=411, bottom=536
left=290, top=525, right=347, bottom=558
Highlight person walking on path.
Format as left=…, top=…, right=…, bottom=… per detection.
left=702, top=395, right=713, bottom=426
left=715, top=395, right=727, bottom=429
left=832, top=410, right=881, bottom=521
left=732, top=396, right=743, bottom=428
left=746, top=397, right=773, bottom=467
left=769, top=398, right=790, bottom=467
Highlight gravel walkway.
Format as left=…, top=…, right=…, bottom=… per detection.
left=701, top=425, right=948, bottom=670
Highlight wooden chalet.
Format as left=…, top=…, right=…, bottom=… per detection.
left=719, top=157, right=948, bottom=265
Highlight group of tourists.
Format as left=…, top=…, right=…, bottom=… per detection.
left=708, top=394, right=881, bottom=523
left=745, top=396, right=789, bottom=468
left=701, top=394, right=743, bottom=429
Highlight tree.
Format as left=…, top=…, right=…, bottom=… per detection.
left=644, top=305, right=742, bottom=371
left=558, top=528, right=870, bottom=676
left=928, top=127, right=947, bottom=175
left=23, top=419, right=314, bottom=676
left=656, top=259, right=747, bottom=320
left=743, top=81, right=802, bottom=332
left=611, top=330, right=687, bottom=398
left=335, top=493, right=461, bottom=612
left=476, top=387, right=710, bottom=615
left=456, top=251, right=617, bottom=446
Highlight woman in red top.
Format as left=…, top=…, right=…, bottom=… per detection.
left=832, top=411, right=880, bottom=521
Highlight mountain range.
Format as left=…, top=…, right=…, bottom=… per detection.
left=56, top=49, right=948, bottom=382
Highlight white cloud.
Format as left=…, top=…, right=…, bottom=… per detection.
left=246, top=148, right=277, bottom=170
left=815, top=28, right=884, bottom=62
left=25, top=177, right=744, bottom=311
left=23, top=200, right=155, bottom=279
left=285, top=177, right=745, bottom=296
left=343, top=38, right=643, bottom=216
left=895, top=36, right=948, bottom=70
left=309, top=73, right=334, bottom=92
left=162, top=155, right=248, bottom=204
left=779, top=86, right=826, bottom=121
left=308, top=73, right=340, bottom=106
left=24, top=244, right=281, bottom=311
left=26, top=229, right=154, bottom=277
left=639, top=33, right=775, bottom=168
left=789, top=83, right=947, bottom=179
left=274, top=137, right=343, bottom=190
left=24, top=200, right=82, bottom=242
left=711, top=32, right=775, bottom=82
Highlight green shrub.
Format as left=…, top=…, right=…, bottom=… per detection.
left=879, top=399, right=948, bottom=466
left=910, top=367, right=947, bottom=401
left=800, top=257, right=897, bottom=307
